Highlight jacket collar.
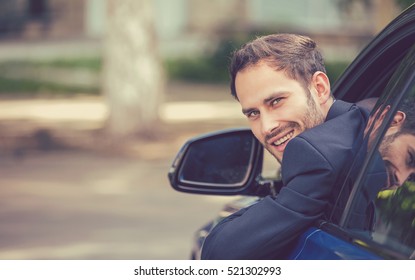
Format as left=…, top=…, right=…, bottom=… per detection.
left=326, top=100, right=355, bottom=121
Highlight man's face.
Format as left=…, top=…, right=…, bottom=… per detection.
left=235, top=61, right=325, bottom=163
left=379, top=133, right=415, bottom=189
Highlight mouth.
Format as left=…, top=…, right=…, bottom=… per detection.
left=270, top=130, right=294, bottom=147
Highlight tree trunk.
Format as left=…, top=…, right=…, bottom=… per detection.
left=103, top=0, right=164, bottom=139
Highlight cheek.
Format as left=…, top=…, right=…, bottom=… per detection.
left=287, top=100, right=308, bottom=118
left=250, top=123, right=264, bottom=142
left=388, top=147, right=405, bottom=168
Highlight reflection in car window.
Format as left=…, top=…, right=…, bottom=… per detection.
left=370, top=90, right=415, bottom=258
left=374, top=179, right=415, bottom=257
left=345, top=46, right=415, bottom=258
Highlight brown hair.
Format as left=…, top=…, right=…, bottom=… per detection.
left=398, top=93, right=415, bottom=136
left=229, top=33, right=326, bottom=99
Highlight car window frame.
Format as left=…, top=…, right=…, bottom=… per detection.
left=341, top=43, right=415, bottom=225
left=321, top=4, right=415, bottom=223
left=308, top=5, right=415, bottom=259
left=329, top=44, right=415, bottom=259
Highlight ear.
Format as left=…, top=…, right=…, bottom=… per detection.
left=385, top=110, right=406, bottom=136
left=391, top=110, right=406, bottom=126
left=311, top=71, right=331, bottom=105
left=365, top=106, right=389, bottom=137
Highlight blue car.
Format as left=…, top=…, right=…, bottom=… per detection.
left=168, top=4, right=415, bottom=260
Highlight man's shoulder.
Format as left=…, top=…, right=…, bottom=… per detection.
left=301, top=100, right=369, bottom=141
left=327, top=100, right=370, bottom=121
left=283, top=100, right=369, bottom=170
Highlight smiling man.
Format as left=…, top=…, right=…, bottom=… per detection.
left=230, top=34, right=335, bottom=164
left=236, top=60, right=330, bottom=163
left=201, top=33, right=373, bottom=259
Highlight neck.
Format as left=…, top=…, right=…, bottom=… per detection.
left=321, top=96, right=335, bottom=117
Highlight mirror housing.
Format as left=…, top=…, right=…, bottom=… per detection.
left=168, top=128, right=266, bottom=195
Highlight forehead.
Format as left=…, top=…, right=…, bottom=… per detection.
left=235, top=62, right=303, bottom=100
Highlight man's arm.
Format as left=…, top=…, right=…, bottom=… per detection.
left=201, top=137, right=334, bottom=260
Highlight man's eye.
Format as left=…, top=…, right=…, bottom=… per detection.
left=271, top=98, right=283, bottom=106
left=246, top=111, right=259, bottom=118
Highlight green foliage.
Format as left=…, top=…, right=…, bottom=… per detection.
left=337, top=0, right=414, bottom=12
left=34, top=57, right=102, bottom=71
left=0, top=76, right=99, bottom=96
left=0, top=48, right=350, bottom=94
left=165, top=35, right=251, bottom=84
left=0, top=57, right=101, bottom=71
left=376, top=181, right=415, bottom=247
left=325, top=61, right=350, bottom=83
left=396, top=0, right=415, bottom=10
left=165, top=32, right=350, bottom=84
left=0, top=58, right=101, bottom=95
left=164, top=56, right=229, bottom=84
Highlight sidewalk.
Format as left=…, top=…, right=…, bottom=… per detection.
left=0, top=95, right=243, bottom=124
left=0, top=83, right=246, bottom=159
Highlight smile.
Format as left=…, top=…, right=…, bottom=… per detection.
left=272, top=131, right=294, bottom=146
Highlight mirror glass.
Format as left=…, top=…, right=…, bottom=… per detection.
left=179, top=132, right=255, bottom=187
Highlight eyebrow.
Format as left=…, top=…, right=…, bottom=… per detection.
left=241, top=91, right=288, bottom=115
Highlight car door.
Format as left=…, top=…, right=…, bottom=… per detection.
left=289, top=41, right=415, bottom=259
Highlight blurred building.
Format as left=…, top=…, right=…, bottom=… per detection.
left=0, top=0, right=87, bottom=39
left=0, top=0, right=401, bottom=60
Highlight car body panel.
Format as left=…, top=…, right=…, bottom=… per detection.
left=288, top=228, right=382, bottom=260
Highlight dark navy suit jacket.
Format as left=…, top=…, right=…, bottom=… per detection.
left=201, top=100, right=373, bottom=259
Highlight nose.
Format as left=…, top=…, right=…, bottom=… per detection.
left=395, top=168, right=413, bottom=187
left=260, top=112, right=279, bottom=137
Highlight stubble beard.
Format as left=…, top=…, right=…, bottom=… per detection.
left=265, top=90, right=325, bottom=163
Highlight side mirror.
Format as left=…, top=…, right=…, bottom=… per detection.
left=168, top=128, right=265, bottom=195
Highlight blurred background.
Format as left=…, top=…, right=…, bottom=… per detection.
left=0, top=0, right=412, bottom=259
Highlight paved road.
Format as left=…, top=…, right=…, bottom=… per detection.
left=0, top=151, right=235, bottom=260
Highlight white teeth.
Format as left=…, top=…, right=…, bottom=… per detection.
left=273, top=132, right=294, bottom=146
